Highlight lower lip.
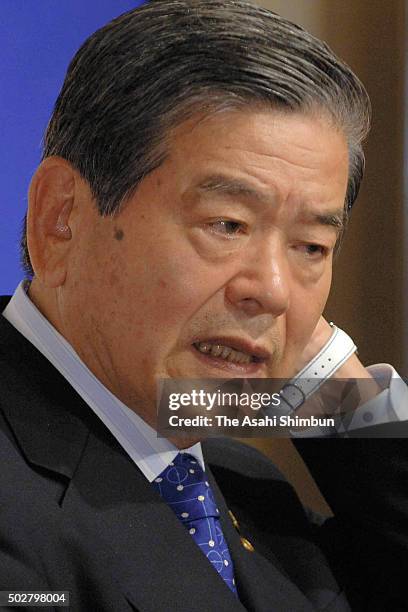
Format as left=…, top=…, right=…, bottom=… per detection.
left=191, top=344, right=265, bottom=376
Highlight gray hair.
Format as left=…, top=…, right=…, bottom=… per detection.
left=21, top=0, right=371, bottom=276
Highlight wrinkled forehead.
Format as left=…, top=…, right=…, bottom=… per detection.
left=162, top=107, right=349, bottom=203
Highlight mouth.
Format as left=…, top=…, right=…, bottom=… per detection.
left=191, top=337, right=270, bottom=374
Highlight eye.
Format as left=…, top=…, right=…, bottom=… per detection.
left=298, top=244, right=329, bottom=258
left=208, top=219, right=245, bottom=237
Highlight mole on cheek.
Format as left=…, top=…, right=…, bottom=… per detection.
left=114, top=227, right=124, bottom=241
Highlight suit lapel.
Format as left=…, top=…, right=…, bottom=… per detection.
left=206, top=466, right=315, bottom=612
left=0, top=309, right=91, bottom=479
left=61, top=419, right=244, bottom=612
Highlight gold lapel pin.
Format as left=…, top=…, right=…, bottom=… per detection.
left=228, top=510, right=255, bottom=552
left=228, top=510, right=240, bottom=530
left=240, top=536, right=255, bottom=552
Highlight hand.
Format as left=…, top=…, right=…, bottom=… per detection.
left=295, top=316, right=334, bottom=374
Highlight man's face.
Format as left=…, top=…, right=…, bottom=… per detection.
left=58, top=109, right=349, bottom=419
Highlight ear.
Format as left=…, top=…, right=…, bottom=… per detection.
left=27, top=157, right=76, bottom=288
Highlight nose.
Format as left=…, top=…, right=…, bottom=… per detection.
left=225, top=239, right=290, bottom=318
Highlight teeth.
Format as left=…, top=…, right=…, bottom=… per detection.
left=210, top=344, right=223, bottom=358
left=221, top=346, right=231, bottom=359
left=196, top=342, right=252, bottom=365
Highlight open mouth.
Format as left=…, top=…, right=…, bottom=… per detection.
left=192, top=339, right=268, bottom=368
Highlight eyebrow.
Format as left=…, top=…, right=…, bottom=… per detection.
left=305, top=211, right=345, bottom=234
left=195, top=174, right=345, bottom=234
left=197, top=174, right=270, bottom=203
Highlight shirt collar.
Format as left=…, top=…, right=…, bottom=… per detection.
left=2, top=280, right=205, bottom=481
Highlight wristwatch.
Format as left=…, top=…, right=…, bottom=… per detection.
left=279, top=324, right=357, bottom=413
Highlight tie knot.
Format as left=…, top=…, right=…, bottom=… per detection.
left=153, top=453, right=220, bottom=522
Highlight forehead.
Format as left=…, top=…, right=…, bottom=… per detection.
left=162, top=108, right=349, bottom=213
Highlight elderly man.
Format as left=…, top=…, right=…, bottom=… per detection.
left=1, top=1, right=407, bottom=610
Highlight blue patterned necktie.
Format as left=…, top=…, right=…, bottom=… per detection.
left=153, top=452, right=238, bottom=595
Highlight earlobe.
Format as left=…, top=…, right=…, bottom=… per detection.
left=26, top=157, right=75, bottom=287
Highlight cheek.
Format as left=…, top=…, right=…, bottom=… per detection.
left=143, top=232, right=224, bottom=303
left=109, top=243, right=218, bottom=342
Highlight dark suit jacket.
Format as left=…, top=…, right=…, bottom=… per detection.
left=1, top=294, right=408, bottom=612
